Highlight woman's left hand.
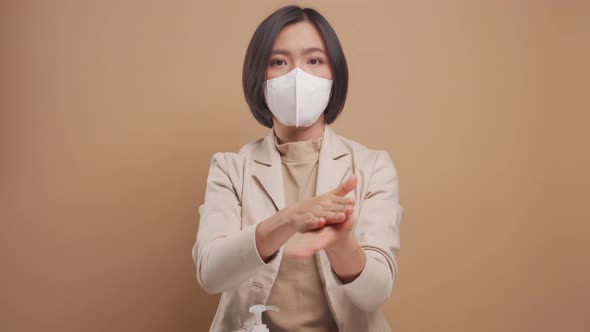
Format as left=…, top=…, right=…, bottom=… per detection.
left=284, top=201, right=355, bottom=259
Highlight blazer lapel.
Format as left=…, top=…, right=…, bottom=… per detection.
left=252, top=128, right=286, bottom=212
left=252, top=125, right=351, bottom=212
left=315, top=125, right=352, bottom=197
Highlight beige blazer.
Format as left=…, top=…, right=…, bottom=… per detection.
left=192, top=125, right=403, bottom=332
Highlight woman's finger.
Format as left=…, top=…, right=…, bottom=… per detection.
left=330, top=173, right=357, bottom=197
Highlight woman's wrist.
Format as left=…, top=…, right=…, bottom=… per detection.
left=255, top=208, right=297, bottom=262
left=325, top=235, right=365, bottom=283
left=325, top=233, right=354, bottom=252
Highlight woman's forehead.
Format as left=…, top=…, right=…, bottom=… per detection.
left=271, top=21, right=327, bottom=53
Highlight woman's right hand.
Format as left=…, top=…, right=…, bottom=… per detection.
left=285, top=174, right=357, bottom=233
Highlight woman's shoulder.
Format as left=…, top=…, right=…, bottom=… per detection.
left=337, top=134, right=398, bottom=172
left=205, top=137, right=262, bottom=172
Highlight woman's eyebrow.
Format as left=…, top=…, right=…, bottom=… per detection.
left=270, top=47, right=326, bottom=56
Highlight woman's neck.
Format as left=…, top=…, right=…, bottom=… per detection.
left=273, top=117, right=326, bottom=144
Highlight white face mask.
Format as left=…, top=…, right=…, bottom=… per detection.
left=264, top=67, right=333, bottom=127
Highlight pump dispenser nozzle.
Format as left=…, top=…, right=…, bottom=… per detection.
left=248, top=304, right=279, bottom=332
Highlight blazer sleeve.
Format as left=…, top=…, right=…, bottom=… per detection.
left=330, top=150, right=404, bottom=312
left=192, top=152, right=278, bottom=294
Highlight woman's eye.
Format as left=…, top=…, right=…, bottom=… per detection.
left=309, top=58, right=322, bottom=65
left=271, top=59, right=286, bottom=66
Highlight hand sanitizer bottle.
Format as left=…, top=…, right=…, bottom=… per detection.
left=248, top=304, right=279, bottom=332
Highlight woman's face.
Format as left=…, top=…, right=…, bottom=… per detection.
left=266, top=21, right=333, bottom=80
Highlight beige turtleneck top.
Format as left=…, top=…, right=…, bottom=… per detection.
left=262, top=131, right=338, bottom=332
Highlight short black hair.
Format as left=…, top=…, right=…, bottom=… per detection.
left=242, top=5, right=349, bottom=128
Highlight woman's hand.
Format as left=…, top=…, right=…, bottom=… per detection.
left=285, top=174, right=356, bottom=233
left=285, top=213, right=356, bottom=260
left=284, top=174, right=358, bottom=259
left=254, top=174, right=356, bottom=262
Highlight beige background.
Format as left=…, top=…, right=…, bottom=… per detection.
left=2, top=1, right=589, bottom=331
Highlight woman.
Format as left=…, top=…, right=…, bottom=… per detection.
left=192, top=5, right=403, bottom=332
